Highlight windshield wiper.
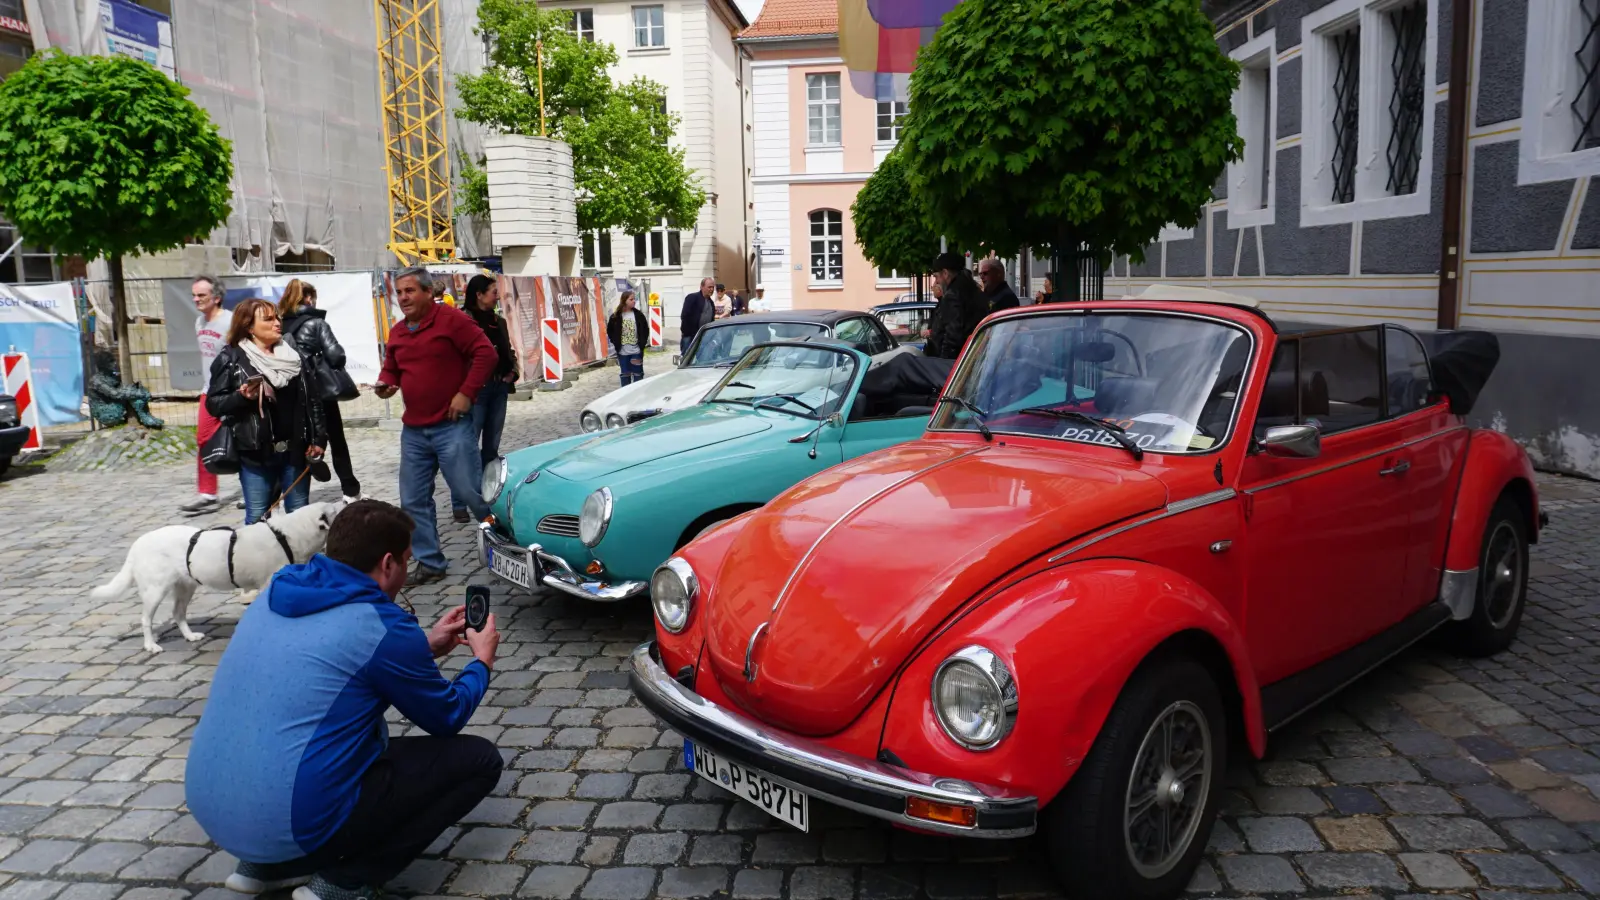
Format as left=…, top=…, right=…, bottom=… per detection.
left=936, top=395, right=993, bottom=441
left=752, top=393, right=817, bottom=415
left=724, top=381, right=756, bottom=390
left=1016, top=407, right=1144, bottom=461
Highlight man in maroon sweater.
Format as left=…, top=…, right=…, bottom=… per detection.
left=375, top=268, right=498, bottom=584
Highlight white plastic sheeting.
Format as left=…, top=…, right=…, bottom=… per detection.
left=24, top=0, right=394, bottom=268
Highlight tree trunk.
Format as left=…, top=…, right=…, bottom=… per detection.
left=109, top=254, right=133, bottom=389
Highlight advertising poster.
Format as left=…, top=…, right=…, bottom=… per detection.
left=100, top=0, right=175, bottom=80
left=535, top=276, right=607, bottom=367
left=498, top=276, right=542, bottom=383
left=0, top=282, right=84, bottom=426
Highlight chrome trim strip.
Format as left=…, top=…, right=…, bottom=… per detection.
left=477, top=525, right=645, bottom=601
left=1243, top=427, right=1467, bottom=495
left=1440, top=567, right=1478, bottom=621
left=1166, top=487, right=1237, bottom=515
left=1046, top=488, right=1238, bottom=563
left=629, top=644, right=1037, bottom=837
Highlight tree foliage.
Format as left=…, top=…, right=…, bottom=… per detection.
left=456, top=0, right=704, bottom=234
left=898, top=0, right=1242, bottom=260
left=851, top=146, right=941, bottom=278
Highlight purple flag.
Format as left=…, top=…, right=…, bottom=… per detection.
left=866, top=0, right=961, bottom=28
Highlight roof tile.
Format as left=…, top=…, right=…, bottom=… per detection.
left=741, top=0, right=838, bottom=39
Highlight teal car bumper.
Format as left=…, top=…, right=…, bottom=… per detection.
left=477, top=523, right=649, bottom=601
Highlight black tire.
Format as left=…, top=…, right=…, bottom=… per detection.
left=1046, top=657, right=1226, bottom=900
left=0, top=456, right=10, bottom=477
left=1445, top=494, right=1529, bottom=657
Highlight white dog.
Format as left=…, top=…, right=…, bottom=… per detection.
left=92, top=502, right=344, bottom=653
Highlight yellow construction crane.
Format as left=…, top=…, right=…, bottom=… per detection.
left=373, top=0, right=455, bottom=265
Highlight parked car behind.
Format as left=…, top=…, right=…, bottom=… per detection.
left=0, top=393, right=28, bottom=476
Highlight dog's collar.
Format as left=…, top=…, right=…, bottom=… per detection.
left=263, top=522, right=294, bottom=564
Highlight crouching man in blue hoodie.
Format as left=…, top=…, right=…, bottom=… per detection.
left=185, top=500, right=503, bottom=900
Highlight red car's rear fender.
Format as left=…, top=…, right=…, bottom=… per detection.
left=1444, top=429, right=1541, bottom=573
left=878, top=559, right=1266, bottom=808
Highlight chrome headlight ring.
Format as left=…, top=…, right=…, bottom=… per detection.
left=605, top=413, right=625, bottom=429
left=580, top=411, right=602, bottom=432
left=931, top=645, right=1019, bottom=751
left=578, top=486, right=613, bottom=547
left=481, top=457, right=508, bottom=506
left=650, top=557, right=697, bottom=633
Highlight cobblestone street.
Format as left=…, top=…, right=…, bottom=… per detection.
left=2, top=360, right=1599, bottom=900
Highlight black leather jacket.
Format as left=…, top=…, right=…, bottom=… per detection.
left=927, top=270, right=989, bottom=359
left=280, top=308, right=347, bottom=370
left=607, top=308, right=649, bottom=355
left=205, top=340, right=328, bottom=464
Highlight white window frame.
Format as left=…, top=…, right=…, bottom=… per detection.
left=1301, top=0, right=1437, bottom=227
left=1158, top=223, right=1197, bottom=242
left=631, top=219, right=681, bottom=269
left=581, top=230, right=613, bottom=271
left=875, top=73, right=908, bottom=142
left=568, top=8, right=595, bottom=42
left=809, top=210, right=844, bottom=285
left=1519, top=0, right=1600, bottom=183
left=806, top=73, right=842, bottom=146
left=876, top=265, right=910, bottom=288
left=1229, top=30, right=1277, bottom=229
left=632, top=5, right=665, bottom=48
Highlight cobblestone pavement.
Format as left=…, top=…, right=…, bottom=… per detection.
left=2, top=361, right=1599, bottom=900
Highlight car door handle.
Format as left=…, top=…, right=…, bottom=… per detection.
left=1378, top=460, right=1411, bottom=477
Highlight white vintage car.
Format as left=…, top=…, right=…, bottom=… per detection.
left=579, top=310, right=913, bottom=431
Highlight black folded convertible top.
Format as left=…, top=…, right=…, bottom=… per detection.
left=1430, top=331, right=1499, bottom=416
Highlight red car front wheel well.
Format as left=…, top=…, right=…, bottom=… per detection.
left=1138, top=629, right=1250, bottom=758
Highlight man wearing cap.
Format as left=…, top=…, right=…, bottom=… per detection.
left=926, top=252, right=988, bottom=360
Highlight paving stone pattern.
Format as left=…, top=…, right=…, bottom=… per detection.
left=2, top=357, right=1600, bottom=899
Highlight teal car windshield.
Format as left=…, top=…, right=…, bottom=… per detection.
left=931, top=312, right=1252, bottom=454
left=689, top=322, right=829, bottom=367
left=706, top=345, right=858, bottom=420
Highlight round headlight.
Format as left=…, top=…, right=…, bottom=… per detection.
left=481, top=457, right=507, bottom=507
left=580, top=411, right=602, bottom=432
left=578, top=487, right=613, bottom=547
left=650, top=557, right=697, bottom=633
left=605, top=413, right=625, bottom=429
left=931, top=646, right=1018, bottom=750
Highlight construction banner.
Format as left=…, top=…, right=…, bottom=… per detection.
left=500, top=276, right=606, bottom=380
left=0, top=282, right=83, bottom=426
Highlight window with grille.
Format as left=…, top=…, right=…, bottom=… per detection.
left=581, top=232, right=613, bottom=270
left=1576, top=0, right=1600, bottom=151
left=632, top=220, right=681, bottom=268
left=807, top=74, right=842, bottom=145
left=568, top=8, right=595, bottom=42
left=875, top=74, right=908, bottom=141
left=809, top=210, right=843, bottom=283
left=1330, top=27, right=1361, bottom=204
left=1385, top=4, right=1425, bottom=194
left=633, top=5, right=664, bottom=47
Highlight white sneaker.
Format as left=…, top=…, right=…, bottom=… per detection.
left=226, top=862, right=311, bottom=894
left=342, top=494, right=363, bottom=504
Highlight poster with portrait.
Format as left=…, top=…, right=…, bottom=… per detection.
left=535, top=276, right=606, bottom=368
left=498, top=276, right=543, bottom=383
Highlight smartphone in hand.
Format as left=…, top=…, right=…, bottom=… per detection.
left=464, top=584, right=491, bottom=632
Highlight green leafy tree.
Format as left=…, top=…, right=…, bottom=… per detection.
left=456, top=0, right=704, bottom=235
left=0, top=51, right=232, bottom=382
left=899, top=0, right=1241, bottom=295
left=851, top=147, right=941, bottom=290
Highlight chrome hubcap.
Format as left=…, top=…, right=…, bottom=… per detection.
left=1124, top=700, right=1212, bottom=879
left=1483, top=521, right=1523, bottom=630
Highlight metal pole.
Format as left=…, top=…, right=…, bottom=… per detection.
left=537, top=39, right=547, bottom=137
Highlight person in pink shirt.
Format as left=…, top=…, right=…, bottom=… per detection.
left=181, top=275, right=229, bottom=516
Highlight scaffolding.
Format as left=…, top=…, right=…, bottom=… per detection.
left=374, top=0, right=456, bottom=264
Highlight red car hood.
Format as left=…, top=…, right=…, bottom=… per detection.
left=701, top=440, right=1168, bottom=735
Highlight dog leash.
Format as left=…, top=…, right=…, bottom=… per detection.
left=262, top=464, right=313, bottom=517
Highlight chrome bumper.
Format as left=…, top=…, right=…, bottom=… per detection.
left=477, top=524, right=647, bottom=601
left=628, top=642, right=1037, bottom=837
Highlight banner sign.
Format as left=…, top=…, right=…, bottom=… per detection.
left=0, top=282, right=84, bottom=426
left=498, top=276, right=606, bottom=380
left=100, top=0, right=175, bottom=80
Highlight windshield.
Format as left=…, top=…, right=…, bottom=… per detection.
left=687, top=321, right=828, bottom=366
left=931, top=312, right=1252, bottom=453
left=705, top=344, right=858, bottom=420
left=876, top=307, right=933, bottom=341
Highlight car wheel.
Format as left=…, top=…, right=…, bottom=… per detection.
left=1046, top=657, right=1226, bottom=900
left=1445, top=494, right=1529, bottom=657
left=0, top=456, right=10, bottom=476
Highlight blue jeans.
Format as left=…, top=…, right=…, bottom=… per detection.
left=240, top=452, right=309, bottom=525
left=451, top=380, right=510, bottom=514
left=681, top=334, right=694, bottom=354
left=619, top=353, right=644, bottom=386
left=400, top=418, right=487, bottom=572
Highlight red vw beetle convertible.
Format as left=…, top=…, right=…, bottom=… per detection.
left=629, top=289, right=1540, bottom=899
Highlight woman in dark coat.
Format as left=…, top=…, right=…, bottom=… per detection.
left=607, top=291, right=648, bottom=386
left=278, top=279, right=360, bottom=502
left=206, top=298, right=327, bottom=524
left=451, top=274, right=519, bottom=523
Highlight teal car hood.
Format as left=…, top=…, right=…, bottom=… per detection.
left=542, top=405, right=777, bottom=481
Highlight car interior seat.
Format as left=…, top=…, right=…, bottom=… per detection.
left=1094, top=377, right=1160, bottom=415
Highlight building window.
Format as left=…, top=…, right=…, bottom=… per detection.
left=1578, top=0, right=1600, bottom=150
left=568, top=8, right=595, bottom=42
left=0, top=0, right=23, bottom=17
left=875, top=74, right=908, bottom=142
left=633, top=5, right=664, bottom=48
left=1301, top=0, right=1436, bottom=224
left=806, top=73, right=841, bottom=145
left=809, top=210, right=843, bottom=283
left=1521, top=0, right=1600, bottom=182
left=582, top=231, right=613, bottom=270
left=0, top=220, right=57, bottom=284
left=632, top=220, right=681, bottom=268
left=1228, top=31, right=1275, bottom=227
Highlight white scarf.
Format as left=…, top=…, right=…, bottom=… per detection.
left=240, top=339, right=303, bottom=389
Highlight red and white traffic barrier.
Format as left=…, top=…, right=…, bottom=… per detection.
left=541, top=318, right=563, bottom=383
left=2, top=350, right=42, bottom=451
left=648, top=306, right=664, bottom=348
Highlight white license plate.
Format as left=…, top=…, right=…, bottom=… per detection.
left=486, top=546, right=534, bottom=588
left=686, top=740, right=809, bottom=831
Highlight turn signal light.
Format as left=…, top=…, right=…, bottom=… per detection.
left=483, top=515, right=496, bottom=526
left=586, top=560, right=605, bottom=576
left=905, top=796, right=977, bottom=828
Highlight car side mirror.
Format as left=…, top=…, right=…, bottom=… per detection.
left=671, top=354, right=682, bottom=367
left=1259, top=424, right=1321, bottom=459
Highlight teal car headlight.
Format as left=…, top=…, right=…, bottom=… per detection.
left=650, top=557, right=696, bottom=633
left=579, top=487, right=613, bottom=547
left=481, top=457, right=507, bottom=506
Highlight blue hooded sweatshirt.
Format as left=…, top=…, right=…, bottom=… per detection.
left=185, top=554, right=490, bottom=863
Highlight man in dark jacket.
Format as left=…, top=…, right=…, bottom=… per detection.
left=679, top=278, right=715, bottom=353
left=187, top=500, right=501, bottom=900
left=977, top=258, right=1021, bottom=313
left=927, top=253, right=988, bottom=359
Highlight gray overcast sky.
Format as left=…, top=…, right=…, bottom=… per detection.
left=735, top=0, right=765, bottom=25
